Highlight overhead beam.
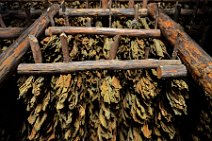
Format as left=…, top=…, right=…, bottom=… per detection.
left=59, top=8, right=147, bottom=17
left=45, top=26, right=161, bottom=37
left=17, top=59, right=182, bottom=74
left=0, top=27, right=24, bottom=38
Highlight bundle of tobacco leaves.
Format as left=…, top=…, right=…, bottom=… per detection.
left=15, top=14, right=193, bottom=141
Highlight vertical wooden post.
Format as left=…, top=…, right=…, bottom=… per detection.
left=28, top=35, right=42, bottom=63
left=128, top=0, right=135, bottom=8
left=60, top=33, right=71, bottom=62
left=143, top=0, right=148, bottom=9
left=102, top=0, right=108, bottom=9
left=108, top=35, right=121, bottom=60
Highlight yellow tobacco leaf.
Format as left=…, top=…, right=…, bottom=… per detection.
left=99, top=109, right=107, bottom=128
left=79, top=105, right=86, bottom=118
left=111, top=76, right=122, bottom=89
left=133, top=128, right=143, bottom=141
left=141, top=124, right=152, bottom=139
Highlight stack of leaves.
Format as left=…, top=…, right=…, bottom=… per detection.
left=16, top=10, right=191, bottom=141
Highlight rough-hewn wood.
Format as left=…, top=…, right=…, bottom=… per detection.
left=102, top=0, right=108, bottom=9
left=148, top=3, right=212, bottom=96
left=108, top=35, right=121, bottom=60
left=0, top=4, right=60, bottom=86
left=59, top=8, right=148, bottom=17
left=143, top=0, right=148, bottom=8
left=17, top=59, right=182, bottom=74
left=157, top=64, right=187, bottom=79
left=0, top=27, right=24, bottom=38
left=45, top=27, right=161, bottom=37
left=28, top=35, right=42, bottom=63
left=60, top=33, right=71, bottom=62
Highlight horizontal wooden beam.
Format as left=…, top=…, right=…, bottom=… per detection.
left=17, top=59, right=182, bottom=74
left=0, top=27, right=24, bottom=38
left=148, top=3, right=212, bottom=96
left=59, top=8, right=147, bottom=17
left=45, top=27, right=161, bottom=37
left=157, top=64, right=187, bottom=79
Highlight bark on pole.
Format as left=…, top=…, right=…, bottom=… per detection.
left=28, top=35, right=43, bottom=63
left=59, top=8, right=148, bottom=17
left=148, top=3, right=212, bottom=96
left=0, top=27, right=24, bottom=38
left=17, top=59, right=182, bottom=74
left=45, top=27, right=161, bottom=37
left=157, top=64, right=187, bottom=79
left=0, top=4, right=60, bottom=86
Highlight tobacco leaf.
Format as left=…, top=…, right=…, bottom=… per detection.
left=141, top=123, right=152, bottom=139
left=133, top=127, right=143, bottom=141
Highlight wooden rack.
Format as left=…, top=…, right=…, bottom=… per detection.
left=0, top=0, right=211, bottom=96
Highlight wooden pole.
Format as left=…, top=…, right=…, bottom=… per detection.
left=0, top=4, right=60, bottom=86
left=128, top=0, right=135, bottom=8
left=59, top=8, right=148, bottom=17
left=102, top=0, right=108, bottom=9
left=45, top=27, right=161, bottom=37
left=28, top=35, right=42, bottom=63
left=0, top=27, right=24, bottom=38
left=157, top=64, right=187, bottom=79
left=108, top=35, right=121, bottom=60
left=148, top=3, right=212, bottom=96
left=60, top=33, right=71, bottom=62
left=17, top=59, right=182, bottom=74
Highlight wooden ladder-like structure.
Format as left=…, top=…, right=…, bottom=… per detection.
left=0, top=0, right=211, bottom=96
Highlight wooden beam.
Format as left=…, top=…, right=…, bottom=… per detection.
left=157, top=64, right=187, bottom=79
left=0, top=4, right=60, bottom=86
left=0, top=27, right=24, bottom=38
left=28, top=35, right=42, bottom=63
left=148, top=3, right=212, bottom=96
left=17, top=59, right=182, bottom=74
left=60, top=33, right=71, bottom=62
left=108, top=35, right=121, bottom=60
left=45, top=27, right=161, bottom=37
left=59, top=8, right=148, bottom=17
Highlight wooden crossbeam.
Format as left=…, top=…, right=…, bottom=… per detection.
left=17, top=59, right=182, bottom=74
left=0, top=27, right=24, bottom=38
left=59, top=8, right=147, bottom=17
left=45, top=27, right=161, bottom=37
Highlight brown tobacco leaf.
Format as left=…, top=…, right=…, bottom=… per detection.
left=135, top=75, right=157, bottom=100
left=141, top=123, right=152, bottom=139
left=100, top=76, right=121, bottom=104
left=18, top=76, right=34, bottom=98
left=160, top=121, right=176, bottom=139
left=32, top=76, right=44, bottom=97
left=133, top=128, right=143, bottom=141
left=111, top=76, right=122, bottom=89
